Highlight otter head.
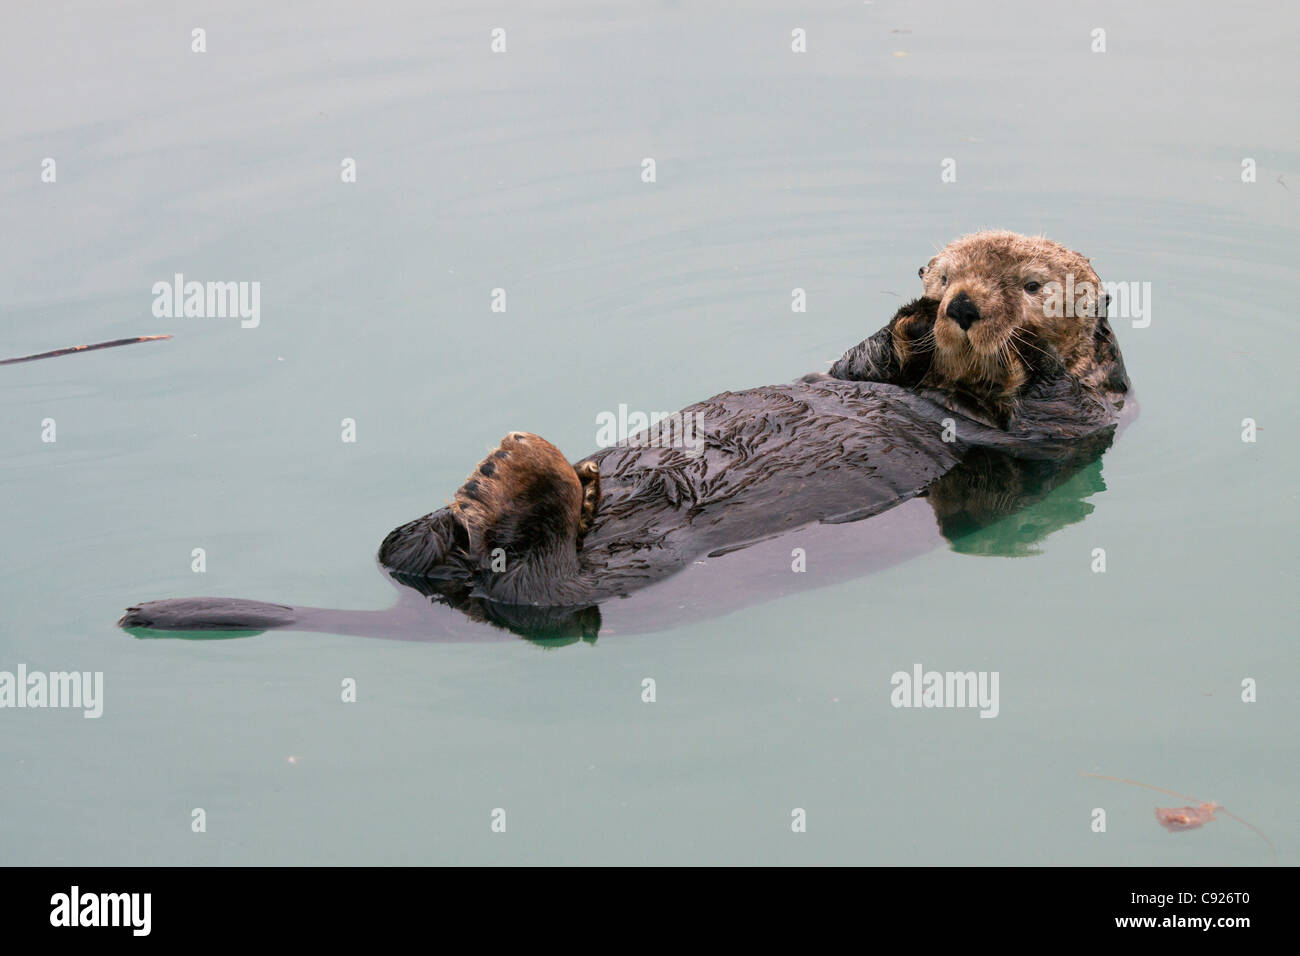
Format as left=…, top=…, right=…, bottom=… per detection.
left=918, top=230, right=1127, bottom=421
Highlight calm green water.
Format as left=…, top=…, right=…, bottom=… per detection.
left=2, top=1, right=1296, bottom=865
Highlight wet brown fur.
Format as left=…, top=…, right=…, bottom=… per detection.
left=453, top=432, right=584, bottom=557
left=920, top=232, right=1105, bottom=383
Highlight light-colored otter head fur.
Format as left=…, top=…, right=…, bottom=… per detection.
left=917, top=230, right=1116, bottom=407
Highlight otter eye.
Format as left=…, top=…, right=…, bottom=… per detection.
left=941, top=275, right=948, bottom=286
left=1024, top=281, right=1042, bottom=293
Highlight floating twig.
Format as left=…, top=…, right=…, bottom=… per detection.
left=0, top=334, right=171, bottom=366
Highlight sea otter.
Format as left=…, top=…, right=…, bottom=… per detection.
left=119, top=231, right=1131, bottom=639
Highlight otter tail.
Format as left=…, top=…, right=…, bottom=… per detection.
left=118, top=508, right=471, bottom=633
left=118, top=597, right=297, bottom=631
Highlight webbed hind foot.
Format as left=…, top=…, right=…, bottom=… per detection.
left=379, top=431, right=595, bottom=605
left=452, top=432, right=585, bottom=561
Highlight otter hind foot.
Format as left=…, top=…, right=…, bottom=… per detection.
left=379, top=432, right=597, bottom=604
left=454, top=431, right=594, bottom=563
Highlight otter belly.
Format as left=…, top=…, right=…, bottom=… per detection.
left=574, top=379, right=967, bottom=582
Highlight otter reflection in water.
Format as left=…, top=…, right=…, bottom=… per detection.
left=119, top=232, right=1133, bottom=643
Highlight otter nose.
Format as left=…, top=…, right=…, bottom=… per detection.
left=946, top=291, right=981, bottom=330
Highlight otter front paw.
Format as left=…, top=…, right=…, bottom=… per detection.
left=829, top=297, right=938, bottom=387
left=574, top=459, right=601, bottom=547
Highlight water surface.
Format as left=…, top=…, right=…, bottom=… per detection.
left=1, top=0, right=1296, bottom=864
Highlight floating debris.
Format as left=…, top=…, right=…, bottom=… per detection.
left=1155, top=802, right=1219, bottom=831
left=0, top=334, right=171, bottom=366
left=1082, top=772, right=1276, bottom=863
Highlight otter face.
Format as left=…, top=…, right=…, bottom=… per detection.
left=920, top=231, right=1105, bottom=399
